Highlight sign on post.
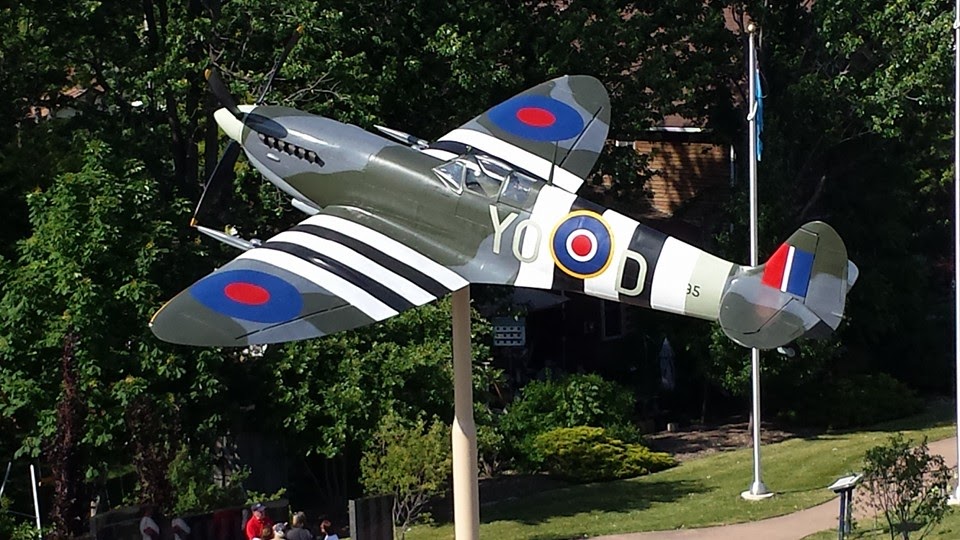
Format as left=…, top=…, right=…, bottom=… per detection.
left=827, top=474, right=862, bottom=540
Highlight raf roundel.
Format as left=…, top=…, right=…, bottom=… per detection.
left=488, top=94, right=585, bottom=141
left=550, top=210, right=614, bottom=279
left=189, top=269, right=303, bottom=324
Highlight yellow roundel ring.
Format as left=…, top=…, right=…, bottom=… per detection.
left=549, top=210, right=615, bottom=279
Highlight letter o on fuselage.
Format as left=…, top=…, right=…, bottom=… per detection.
left=512, top=220, right=541, bottom=263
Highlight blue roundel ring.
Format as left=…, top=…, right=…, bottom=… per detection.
left=550, top=210, right=614, bottom=279
left=488, top=94, right=585, bottom=141
left=189, top=269, right=303, bottom=324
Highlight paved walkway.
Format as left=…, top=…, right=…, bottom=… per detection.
left=596, top=437, right=958, bottom=540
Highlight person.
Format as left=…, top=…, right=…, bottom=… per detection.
left=139, top=505, right=161, bottom=540
left=254, top=524, right=272, bottom=540
left=271, top=522, right=288, bottom=539
left=245, top=502, right=275, bottom=540
left=319, top=519, right=339, bottom=540
left=172, top=516, right=191, bottom=540
left=286, top=512, right=314, bottom=540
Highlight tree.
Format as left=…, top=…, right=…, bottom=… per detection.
left=0, top=136, right=203, bottom=481
left=682, top=1, right=958, bottom=420
left=360, top=412, right=451, bottom=540
left=0, top=0, right=788, bottom=513
left=126, top=394, right=176, bottom=510
left=859, top=434, right=951, bottom=539
left=46, top=333, right=87, bottom=540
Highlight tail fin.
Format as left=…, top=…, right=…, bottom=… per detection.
left=718, top=221, right=856, bottom=349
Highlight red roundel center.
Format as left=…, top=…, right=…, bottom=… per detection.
left=224, top=282, right=270, bottom=305
left=516, top=107, right=556, bottom=127
left=570, top=234, right=593, bottom=257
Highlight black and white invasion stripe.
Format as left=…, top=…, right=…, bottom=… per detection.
left=246, top=214, right=468, bottom=323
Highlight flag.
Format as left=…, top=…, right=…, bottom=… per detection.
left=761, top=243, right=814, bottom=298
left=755, top=66, right=763, bottom=161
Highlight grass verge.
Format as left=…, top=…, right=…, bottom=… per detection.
left=408, top=404, right=955, bottom=540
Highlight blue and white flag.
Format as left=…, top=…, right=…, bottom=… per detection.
left=755, top=66, right=763, bottom=161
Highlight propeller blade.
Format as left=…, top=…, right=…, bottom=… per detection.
left=192, top=140, right=241, bottom=226
left=256, top=24, right=305, bottom=104
left=205, top=68, right=242, bottom=117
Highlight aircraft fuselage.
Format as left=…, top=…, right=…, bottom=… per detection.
left=227, top=105, right=737, bottom=323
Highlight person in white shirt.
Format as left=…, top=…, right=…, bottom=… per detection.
left=172, top=516, right=191, bottom=540
left=139, top=506, right=160, bottom=540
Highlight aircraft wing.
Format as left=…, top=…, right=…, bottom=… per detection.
left=428, top=75, right=610, bottom=194
left=150, top=213, right=468, bottom=346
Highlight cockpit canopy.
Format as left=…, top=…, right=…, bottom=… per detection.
left=433, top=154, right=538, bottom=208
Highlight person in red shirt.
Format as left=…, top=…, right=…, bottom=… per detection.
left=245, top=503, right=274, bottom=540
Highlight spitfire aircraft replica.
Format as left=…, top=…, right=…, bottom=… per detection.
left=150, top=69, right=858, bottom=350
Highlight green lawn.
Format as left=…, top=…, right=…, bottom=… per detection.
left=408, top=406, right=956, bottom=540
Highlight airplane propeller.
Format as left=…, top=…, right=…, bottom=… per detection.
left=205, top=68, right=242, bottom=118
left=192, top=25, right=303, bottom=227
left=256, top=25, right=304, bottom=105
left=191, top=140, right=240, bottom=227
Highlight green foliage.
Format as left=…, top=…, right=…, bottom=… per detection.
left=532, top=426, right=675, bottom=483
left=859, top=434, right=951, bottom=539
left=0, top=497, right=38, bottom=540
left=473, top=360, right=507, bottom=477
left=786, top=373, right=924, bottom=429
left=167, top=445, right=248, bottom=516
left=259, top=296, right=493, bottom=461
left=500, top=373, right=638, bottom=468
left=360, top=412, right=451, bottom=539
left=2, top=0, right=955, bottom=520
left=243, top=488, right=288, bottom=507
left=0, top=136, right=192, bottom=469
left=699, top=0, right=955, bottom=411
left=0, top=0, right=744, bottom=509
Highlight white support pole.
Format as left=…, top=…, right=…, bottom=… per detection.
left=742, top=23, right=773, bottom=501
left=451, top=287, right=480, bottom=539
left=0, top=461, right=12, bottom=499
left=30, top=464, right=41, bottom=539
left=949, top=0, right=960, bottom=507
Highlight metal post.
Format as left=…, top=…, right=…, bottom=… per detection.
left=451, top=287, right=480, bottom=539
left=0, top=462, right=11, bottom=499
left=951, top=0, right=960, bottom=507
left=30, top=464, right=41, bottom=539
left=837, top=491, right=846, bottom=540
left=741, top=23, right=773, bottom=501
left=845, top=490, right=854, bottom=535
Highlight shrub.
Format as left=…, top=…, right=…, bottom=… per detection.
left=168, top=444, right=249, bottom=515
left=532, top=426, right=675, bottom=483
left=500, top=373, right=639, bottom=468
left=0, top=497, right=38, bottom=540
left=476, top=421, right=505, bottom=477
left=858, top=433, right=951, bottom=539
left=786, top=373, right=923, bottom=429
left=360, top=411, right=451, bottom=540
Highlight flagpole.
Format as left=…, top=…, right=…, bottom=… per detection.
left=949, top=0, right=960, bottom=507
left=741, top=22, right=772, bottom=501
